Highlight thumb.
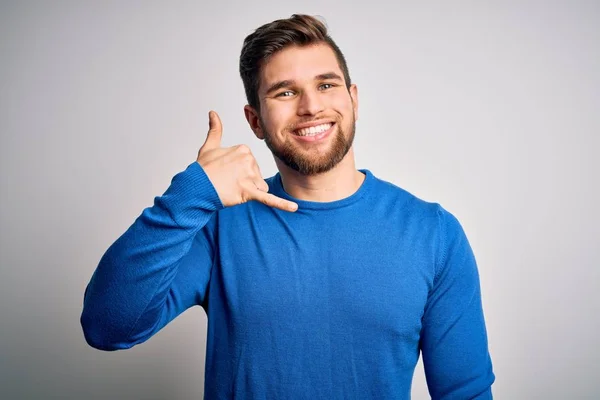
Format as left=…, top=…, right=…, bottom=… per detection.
left=203, top=110, right=223, bottom=149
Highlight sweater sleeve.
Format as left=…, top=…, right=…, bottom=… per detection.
left=80, top=161, right=224, bottom=351
left=420, top=207, right=495, bottom=399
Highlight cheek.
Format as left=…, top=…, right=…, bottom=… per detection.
left=330, top=93, right=354, bottom=115
left=264, top=103, right=295, bottom=130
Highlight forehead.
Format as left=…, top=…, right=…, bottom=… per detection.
left=259, top=43, right=343, bottom=91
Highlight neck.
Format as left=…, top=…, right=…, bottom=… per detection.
left=274, top=147, right=365, bottom=202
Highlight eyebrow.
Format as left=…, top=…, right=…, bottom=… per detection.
left=264, top=72, right=344, bottom=96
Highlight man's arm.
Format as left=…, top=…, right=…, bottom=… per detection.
left=80, top=161, right=223, bottom=350
left=420, top=207, right=495, bottom=399
left=81, top=111, right=298, bottom=351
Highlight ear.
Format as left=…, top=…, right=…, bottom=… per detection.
left=244, top=105, right=265, bottom=140
left=349, top=84, right=359, bottom=122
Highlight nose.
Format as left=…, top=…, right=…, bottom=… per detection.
left=296, top=90, right=324, bottom=116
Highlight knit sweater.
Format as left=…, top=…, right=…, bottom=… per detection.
left=81, top=161, right=495, bottom=399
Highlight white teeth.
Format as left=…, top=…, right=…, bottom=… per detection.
left=295, top=123, right=332, bottom=136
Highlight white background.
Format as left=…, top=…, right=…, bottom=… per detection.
left=1, top=1, right=598, bottom=398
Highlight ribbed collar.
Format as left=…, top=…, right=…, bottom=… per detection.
left=268, top=169, right=374, bottom=210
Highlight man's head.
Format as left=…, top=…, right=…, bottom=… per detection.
left=240, top=14, right=358, bottom=176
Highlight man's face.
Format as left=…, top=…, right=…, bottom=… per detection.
left=250, top=43, right=358, bottom=176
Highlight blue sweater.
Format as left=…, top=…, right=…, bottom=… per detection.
left=81, top=161, right=495, bottom=399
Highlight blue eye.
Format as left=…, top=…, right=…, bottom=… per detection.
left=319, top=83, right=335, bottom=90
left=276, top=91, right=294, bottom=97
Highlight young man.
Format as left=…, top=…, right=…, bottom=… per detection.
left=81, top=14, right=495, bottom=399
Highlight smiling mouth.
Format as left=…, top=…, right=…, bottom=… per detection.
left=292, top=122, right=334, bottom=137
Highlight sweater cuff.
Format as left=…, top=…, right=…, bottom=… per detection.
left=160, top=161, right=225, bottom=226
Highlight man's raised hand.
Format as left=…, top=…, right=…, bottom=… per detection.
left=196, top=111, right=298, bottom=212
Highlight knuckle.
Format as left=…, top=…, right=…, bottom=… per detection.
left=236, top=144, right=251, bottom=154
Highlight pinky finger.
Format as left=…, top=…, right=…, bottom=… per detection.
left=251, top=189, right=298, bottom=212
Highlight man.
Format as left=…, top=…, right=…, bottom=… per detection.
left=81, top=14, right=495, bottom=399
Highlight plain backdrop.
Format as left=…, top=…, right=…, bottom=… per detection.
left=1, top=1, right=599, bottom=399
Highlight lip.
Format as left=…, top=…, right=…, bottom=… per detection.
left=292, top=122, right=335, bottom=143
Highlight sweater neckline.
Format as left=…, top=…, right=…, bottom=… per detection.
left=269, top=169, right=373, bottom=210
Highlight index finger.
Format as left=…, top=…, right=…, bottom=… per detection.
left=250, top=189, right=298, bottom=212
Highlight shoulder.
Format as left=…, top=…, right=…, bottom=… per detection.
left=367, top=170, right=450, bottom=221
left=367, top=170, right=469, bottom=250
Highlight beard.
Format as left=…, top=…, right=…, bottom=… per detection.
left=260, top=113, right=356, bottom=176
